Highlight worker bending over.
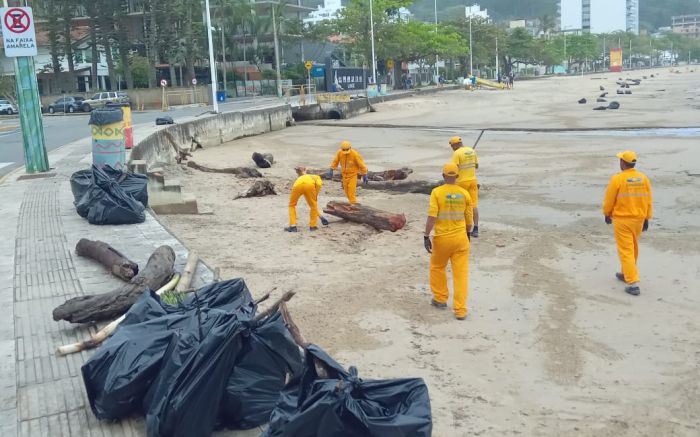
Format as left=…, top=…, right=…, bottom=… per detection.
left=329, top=141, right=368, bottom=204
left=286, top=166, right=329, bottom=232
left=424, top=163, right=474, bottom=320
left=450, top=136, right=480, bottom=237
left=603, top=150, right=653, bottom=296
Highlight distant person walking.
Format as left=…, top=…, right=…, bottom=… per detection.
left=602, top=150, right=653, bottom=296
left=508, top=72, right=515, bottom=89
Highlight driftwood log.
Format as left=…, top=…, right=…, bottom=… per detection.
left=307, top=167, right=413, bottom=182
left=252, top=152, right=274, bottom=169
left=361, top=180, right=440, bottom=195
left=175, top=252, right=199, bottom=293
left=75, top=239, right=139, bottom=281
left=323, top=201, right=406, bottom=232
left=187, top=160, right=262, bottom=178
left=234, top=180, right=277, bottom=199
left=52, top=245, right=176, bottom=324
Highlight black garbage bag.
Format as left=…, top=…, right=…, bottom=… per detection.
left=70, top=166, right=148, bottom=207
left=82, top=279, right=256, bottom=422
left=144, top=310, right=247, bottom=437
left=74, top=165, right=146, bottom=225
left=82, top=317, right=180, bottom=420
left=219, top=311, right=303, bottom=429
left=263, top=344, right=433, bottom=437
left=122, top=278, right=257, bottom=326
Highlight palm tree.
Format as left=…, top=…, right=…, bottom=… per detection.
left=539, top=14, right=556, bottom=38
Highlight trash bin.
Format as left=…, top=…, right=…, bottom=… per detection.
left=106, top=102, right=133, bottom=149
left=90, top=108, right=125, bottom=170
left=216, top=91, right=226, bottom=102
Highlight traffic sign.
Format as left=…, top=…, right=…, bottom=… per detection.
left=192, top=78, right=198, bottom=85
left=1, top=7, right=37, bottom=57
left=305, top=61, right=313, bottom=71
left=160, top=79, right=168, bottom=87
left=386, top=59, right=394, bottom=70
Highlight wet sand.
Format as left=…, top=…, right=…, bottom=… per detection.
left=161, top=68, right=700, bottom=436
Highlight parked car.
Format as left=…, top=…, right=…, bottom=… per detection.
left=81, top=91, right=129, bottom=112
left=0, top=99, right=17, bottom=115
left=47, top=96, right=85, bottom=114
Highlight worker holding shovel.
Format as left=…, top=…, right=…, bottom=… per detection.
left=450, top=136, right=480, bottom=237
left=329, top=141, right=368, bottom=204
left=285, top=167, right=329, bottom=232
left=423, top=163, right=474, bottom=320
left=603, top=150, right=653, bottom=296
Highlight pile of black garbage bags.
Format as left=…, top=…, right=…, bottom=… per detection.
left=70, top=165, right=148, bottom=225
left=81, top=279, right=433, bottom=437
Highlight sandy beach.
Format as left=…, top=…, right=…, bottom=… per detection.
left=161, top=68, right=700, bottom=436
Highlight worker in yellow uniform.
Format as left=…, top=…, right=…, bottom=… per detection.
left=424, top=163, right=474, bottom=320
left=286, top=167, right=329, bottom=232
left=603, top=151, right=653, bottom=296
left=329, top=141, right=368, bottom=204
left=450, top=136, right=480, bottom=237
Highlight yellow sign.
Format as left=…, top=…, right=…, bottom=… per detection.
left=386, top=59, right=394, bottom=70
left=316, top=93, right=351, bottom=103
left=305, top=60, right=313, bottom=71
left=609, top=48, right=623, bottom=72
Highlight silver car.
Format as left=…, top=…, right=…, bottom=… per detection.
left=0, top=99, right=17, bottom=115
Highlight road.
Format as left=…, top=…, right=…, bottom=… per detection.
left=0, top=96, right=281, bottom=178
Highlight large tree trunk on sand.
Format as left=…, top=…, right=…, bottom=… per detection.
left=308, top=168, right=412, bottom=182
left=187, top=161, right=262, bottom=178
left=323, top=201, right=406, bottom=232
left=53, top=246, right=176, bottom=324
left=361, top=180, right=440, bottom=195
left=76, top=239, right=139, bottom=281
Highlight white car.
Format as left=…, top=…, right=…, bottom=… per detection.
left=0, top=99, right=17, bottom=115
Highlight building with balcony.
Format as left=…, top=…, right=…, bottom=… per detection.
left=672, top=15, right=700, bottom=39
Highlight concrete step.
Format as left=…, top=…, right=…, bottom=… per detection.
left=151, top=192, right=198, bottom=215
left=162, top=179, right=182, bottom=193
left=128, top=159, right=148, bottom=175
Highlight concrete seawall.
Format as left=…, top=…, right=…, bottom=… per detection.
left=130, top=104, right=292, bottom=167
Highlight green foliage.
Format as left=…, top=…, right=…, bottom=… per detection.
left=130, top=55, right=151, bottom=88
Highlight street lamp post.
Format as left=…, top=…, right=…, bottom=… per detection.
left=434, top=0, right=439, bottom=80
left=369, top=0, right=378, bottom=84
left=469, top=14, right=473, bottom=77
left=221, top=26, right=227, bottom=94
left=272, top=5, right=283, bottom=98
left=204, top=0, right=219, bottom=112
left=495, top=36, right=499, bottom=78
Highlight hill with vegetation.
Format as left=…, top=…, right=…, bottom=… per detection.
left=408, top=0, right=700, bottom=31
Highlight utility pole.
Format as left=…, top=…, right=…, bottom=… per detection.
left=272, top=5, right=282, bottom=98
left=495, top=36, right=499, bottom=78
left=469, top=14, right=473, bottom=76
left=221, top=27, right=227, bottom=94
left=2, top=0, right=49, bottom=173
left=369, top=0, right=377, bottom=84
left=434, top=0, right=439, bottom=80
left=602, top=35, right=606, bottom=70
left=204, top=0, right=219, bottom=112
left=629, top=38, right=632, bottom=70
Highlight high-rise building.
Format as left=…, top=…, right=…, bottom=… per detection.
left=465, top=4, right=489, bottom=20
left=672, top=15, right=700, bottom=39
left=559, top=0, right=639, bottom=34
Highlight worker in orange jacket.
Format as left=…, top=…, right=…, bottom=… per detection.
left=603, top=151, right=653, bottom=296
left=286, top=167, right=329, bottom=232
left=424, top=163, right=474, bottom=320
left=450, top=136, right=480, bottom=237
left=329, top=141, right=368, bottom=204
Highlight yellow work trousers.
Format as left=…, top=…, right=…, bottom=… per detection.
left=613, top=217, right=644, bottom=284
left=458, top=180, right=478, bottom=207
left=430, top=234, right=470, bottom=318
left=289, top=183, right=319, bottom=227
left=342, top=173, right=359, bottom=204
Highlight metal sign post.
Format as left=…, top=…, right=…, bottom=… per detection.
left=1, top=4, right=48, bottom=174
left=160, top=79, right=168, bottom=111
left=305, top=60, right=313, bottom=95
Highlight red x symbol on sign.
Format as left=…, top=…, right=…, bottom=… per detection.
left=4, top=8, right=31, bottom=33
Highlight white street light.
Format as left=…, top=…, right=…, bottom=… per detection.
left=204, top=0, right=219, bottom=113
left=469, top=15, right=473, bottom=77
left=434, top=0, right=439, bottom=80
left=369, top=0, right=377, bottom=84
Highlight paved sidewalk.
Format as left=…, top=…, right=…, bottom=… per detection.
left=0, top=124, right=260, bottom=436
